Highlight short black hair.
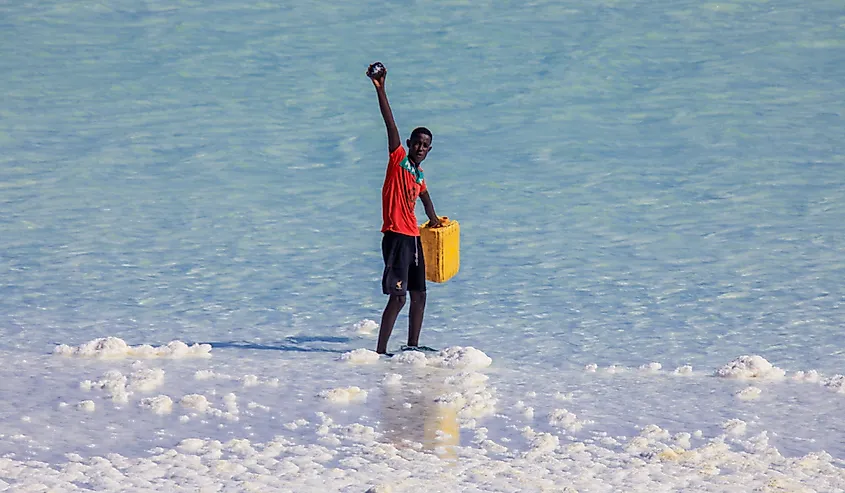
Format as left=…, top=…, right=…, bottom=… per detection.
left=409, top=127, right=433, bottom=142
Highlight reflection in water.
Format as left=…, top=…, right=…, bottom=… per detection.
left=380, top=377, right=460, bottom=459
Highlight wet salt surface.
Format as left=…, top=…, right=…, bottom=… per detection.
left=3, top=0, right=845, bottom=489
left=1, top=338, right=845, bottom=491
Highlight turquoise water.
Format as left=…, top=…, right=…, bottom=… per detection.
left=3, top=0, right=843, bottom=370
left=2, top=0, right=845, bottom=468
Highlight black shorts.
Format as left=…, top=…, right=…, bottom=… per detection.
left=382, top=231, right=426, bottom=295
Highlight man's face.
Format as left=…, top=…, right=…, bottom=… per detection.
left=407, top=134, right=432, bottom=165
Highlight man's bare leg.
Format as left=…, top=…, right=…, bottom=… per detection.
left=407, top=291, right=426, bottom=347
left=377, top=294, right=406, bottom=354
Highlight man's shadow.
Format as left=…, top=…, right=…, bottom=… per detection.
left=197, top=335, right=351, bottom=354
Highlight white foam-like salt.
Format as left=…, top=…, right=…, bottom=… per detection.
left=75, top=400, right=96, bottom=412
left=11, top=424, right=812, bottom=493
left=639, top=424, right=671, bottom=441
left=318, top=386, right=368, bottom=404
left=427, top=346, right=492, bottom=370
left=177, top=438, right=206, bottom=454
left=13, top=343, right=845, bottom=491
left=736, top=386, right=763, bottom=400
left=390, top=351, right=427, bottom=367
left=127, top=368, right=165, bottom=393
left=722, top=419, right=748, bottom=436
left=793, top=370, right=822, bottom=383
left=444, top=371, right=488, bottom=388
left=240, top=375, right=260, bottom=387
left=715, top=355, right=786, bottom=380
left=194, top=370, right=219, bottom=380
left=180, top=394, right=210, bottom=413
left=522, top=427, right=559, bottom=458
left=352, top=319, right=379, bottom=335
left=54, top=337, right=211, bottom=359
left=548, top=408, right=585, bottom=432
left=674, top=432, right=692, bottom=449
left=139, top=395, right=173, bottom=415
left=823, top=375, right=845, bottom=393
left=339, top=348, right=381, bottom=364
left=248, top=401, right=270, bottom=411
left=382, top=373, right=403, bottom=386
left=81, top=370, right=129, bottom=403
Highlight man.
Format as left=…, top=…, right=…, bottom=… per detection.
left=367, top=62, right=442, bottom=355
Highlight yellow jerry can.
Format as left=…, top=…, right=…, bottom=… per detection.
left=419, top=217, right=460, bottom=283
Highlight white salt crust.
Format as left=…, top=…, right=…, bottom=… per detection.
left=715, top=355, right=786, bottom=380
left=80, top=366, right=167, bottom=404
left=382, top=373, right=403, bottom=386
left=736, top=386, right=763, bottom=400
left=548, top=409, right=588, bottom=432
left=14, top=344, right=845, bottom=492
left=318, top=387, right=368, bottom=404
left=352, top=319, right=378, bottom=335
left=55, top=337, right=211, bottom=359
left=435, top=370, right=497, bottom=420
left=139, top=395, right=173, bottom=415
left=339, top=348, right=381, bottom=364
left=3, top=403, right=845, bottom=492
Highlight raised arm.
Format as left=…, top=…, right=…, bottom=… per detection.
left=367, top=63, right=401, bottom=153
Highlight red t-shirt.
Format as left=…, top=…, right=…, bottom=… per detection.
left=381, top=146, right=427, bottom=237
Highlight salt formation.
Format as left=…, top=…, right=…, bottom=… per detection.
left=436, top=371, right=497, bottom=419
left=2, top=415, right=844, bottom=491
left=75, top=400, right=96, bottom=412
left=80, top=366, right=166, bottom=404
left=339, top=348, right=381, bottom=364
left=548, top=408, right=586, bottom=432
left=80, top=370, right=130, bottom=403
left=180, top=394, right=210, bottom=413
left=736, top=386, right=762, bottom=400
left=722, top=419, right=748, bottom=436
left=352, top=319, right=378, bottom=335
left=139, top=395, right=173, bottom=415
left=54, top=337, right=211, bottom=359
left=639, top=362, right=662, bottom=373
left=127, top=368, right=166, bottom=393
left=382, top=373, right=403, bottom=386
left=390, top=350, right=427, bottom=367
left=792, top=370, right=821, bottom=383
left=427, top=346, right=492, bottom=370
left=318, top=386, right=368, bottom=404
left=521, top=426, right=559, bottom=458
left=823, top=375, right=845, bottom=393
left=715, top=355, right=786, bottom=380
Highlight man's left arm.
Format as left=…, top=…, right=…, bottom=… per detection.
left=420, top=190, right=442, bottom=228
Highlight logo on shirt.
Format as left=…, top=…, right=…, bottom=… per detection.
left=398, top=157, right=424, bottom=184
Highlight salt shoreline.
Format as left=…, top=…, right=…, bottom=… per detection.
left=1, top=335, right=844, bottom=491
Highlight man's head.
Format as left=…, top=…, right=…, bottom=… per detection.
left=407, top=127, right=433, bottom=165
